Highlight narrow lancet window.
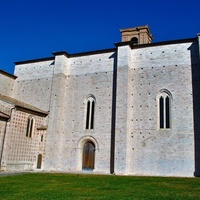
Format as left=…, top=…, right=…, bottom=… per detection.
left=26, top=116, right=35, bottom=137
left=86, top=101, right=90, bottom=129
left=26, top=119, right=30, bottom=137
left=159, top=97, right=164, bottom=129
left=166, top=96, right=170, bottom=128
left=91, top=101, right=95, bottom=129
left=158, top=91, right=171, bottom=129
left=85, top=96, right=95, bottom=130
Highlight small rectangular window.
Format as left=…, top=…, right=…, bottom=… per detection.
left=41, top=135, right=43, bottom=142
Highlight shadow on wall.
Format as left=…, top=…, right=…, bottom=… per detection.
left=189, top=38, right=200, bottom=177
left=109, top=51, right=118, bottom=174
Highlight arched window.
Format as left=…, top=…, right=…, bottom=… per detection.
left=158, top=90, right=172, bottom=129
left=85, top=96, right=95, bottom=130
left=26, top=116, right=35, bottom=137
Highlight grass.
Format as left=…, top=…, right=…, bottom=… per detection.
left=0, top=173, right=200, bottom=200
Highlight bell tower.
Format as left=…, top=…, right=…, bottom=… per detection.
left=120, top=25, right=153, bottom=44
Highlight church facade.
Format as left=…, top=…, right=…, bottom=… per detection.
left=0, top=26, right=200, bottom=177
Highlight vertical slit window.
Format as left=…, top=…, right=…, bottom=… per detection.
left=166, top=96, right=170, bottom=128
left=26, top=116, right=35, bottom=137
left=159, top=97, right=164, bottom=129
left=86, top=101, right=90, bottom=129
left=85, top=96, right=95, bottom=130
left=26, top=118, right=30, bottom=137
left=41, top=135, right=43, bottom=142
left=29, top=118, right=33, bottom=137
left=91, top=101, right=95, bottom=129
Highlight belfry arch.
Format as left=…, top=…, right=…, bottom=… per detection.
left=120, top=25, right=153, bottom=44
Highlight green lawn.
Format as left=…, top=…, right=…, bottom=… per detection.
left=0, top=173, right=200, bottom=200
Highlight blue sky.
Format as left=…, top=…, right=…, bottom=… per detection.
left=1, top=0, right=200, bottom=74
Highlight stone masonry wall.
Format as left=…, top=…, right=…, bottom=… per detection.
left=125, top=42, right=195, bottom=176
left=0, top=73, right=15, bottom=98
left=7, top=37, right=199, bottom=177
left=14, top=60, right=54, bottom=111
left=2, top=109, right=47, bottom=171
left=0, top=120, right=6, bottom=168
left=44, top=52, right=115, bottom=173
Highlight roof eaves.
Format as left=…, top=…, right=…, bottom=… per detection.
left=120, top=25, right=149, bottom=33
left=129, top=38, right=196, bottom=49
left=115, top=41, right=131, bottom=47
left=70, top=48, right=116, bottom=58
left=37, top=125, right=48, bottom=130
left=0, top=94, right=49, bottom=117
left=14, top=57, right=55, bottom=65
left=0, top=111, right=10, bottom=121
left=0, top=70, right=17, bottom=79
left=15, top=106, right=49, bottom=117
left=52, top=51, right=70, bottom=57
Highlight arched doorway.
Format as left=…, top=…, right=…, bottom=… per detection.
left=37, top=154, right=42, bottom=169
left=82, top=141, right=95, bottom=171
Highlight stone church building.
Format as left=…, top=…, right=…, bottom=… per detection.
left=0, top=26, right=200, bottom=177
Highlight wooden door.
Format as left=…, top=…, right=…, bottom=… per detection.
left=82, top=142, right=95, bottom=170
left=37, top=154, right=42, bottom=169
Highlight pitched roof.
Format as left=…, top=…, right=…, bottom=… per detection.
left=0, top=111, right=10, bottom=121
left=0, top=94, right=49, bottom=117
